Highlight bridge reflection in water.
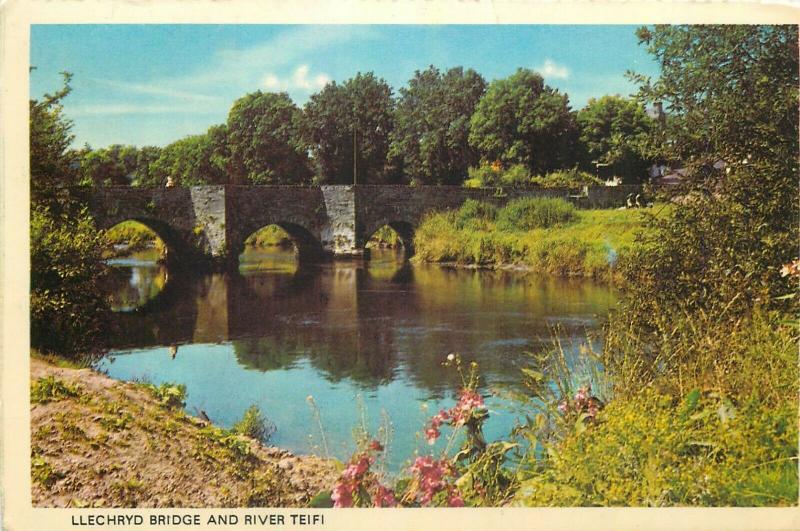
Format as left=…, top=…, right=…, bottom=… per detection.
left=100, top=248, right=617, bottom=470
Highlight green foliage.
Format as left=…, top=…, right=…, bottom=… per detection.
left=30, top=376, right=82, bottom=404
left=366, top=225, right=401, bottom=248
left=512, top=25, right=800, bottom=508
left=414, top=206, right=645, bottom=276
left=141, top=382, right=187, bottom=410
left=303, top=72, right=395, bottom=184
left=32, top=456, right=63, bottom=489
left=496, top=197, right=576, bottom=231
left=244, top=225, right=292, bottom=248
left=576, top=95, right=652, bottom=183
left=104, top=220, right=165, bottom=257
left=468, top=68, right=579, bottom=174
left=227, top=91, right=311, bottom=185
left=29, top=71, right=82, bottom=214
left=454, top=199, right=497, bottom=230
left=79, top=144, right=140, bottom=186
left=514, top=384, right=797, bottom=506
left=232, top=404, right=276, bottom=444
left=149, top=125, right=230, bottom=186
left=530, top=168, right=602, bottom=189
left=30, top=206, right=110, bottom=356
left=389, top=66, right=486, bottom=185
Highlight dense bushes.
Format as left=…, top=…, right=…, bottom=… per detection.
left=31, top=206, right=110, bottom=356
left=465, top=163, right=601, bottom=189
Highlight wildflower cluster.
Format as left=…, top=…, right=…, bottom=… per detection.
left=331, top=440, right=397, bottom=508
left=557, top=384, right=603, bottom=422
left=405, top=456, right=464, bottom=506
left=424, top=389, right=486, bottom=445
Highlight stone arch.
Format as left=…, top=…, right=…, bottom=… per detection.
left=364, top=220, right=416, bottom=258
left=100, top=217, right=187, bottom=268
left=237, top=221, right=328, bottom=264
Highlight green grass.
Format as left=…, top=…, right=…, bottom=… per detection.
left=31, top=376, right=82, bottom=404
left=414, top=201, right=654, bottom=279
left=245, top=225, right=292, bottom=248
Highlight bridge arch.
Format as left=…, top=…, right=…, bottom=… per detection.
left=99, top=217, right=186, bottom=267
left=236, top=221, right=327, bottom=264
left=364, top=220, right=416, bottom=258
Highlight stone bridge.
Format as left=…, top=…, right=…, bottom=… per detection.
left=88, top=184, right=640, bottom=268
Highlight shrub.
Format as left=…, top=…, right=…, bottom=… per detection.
left=30, top=376, right=81, bottom=404
left=496, top=197, right=576, bottom=231
left=454, top=199, right=497, bottom=230
left=531, top=168, right=602, bottom=189
left=30, top=206, right=110, bottom=357
left=233, top=404, right=276, bottom=444
left=142, top=382, right=187, bottom=410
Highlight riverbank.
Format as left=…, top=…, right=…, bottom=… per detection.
left=30, top=356, right=339, bottom=508
left=413, top=202, right=660, bottom=279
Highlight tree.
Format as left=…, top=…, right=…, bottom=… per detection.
left=226, top=91, right=311, bottom=185
left=79, top=144, right=140, bottom=186
left=30, top=71, right=82, bottom=213
left=468, top=68, right=578, bottom=175
left=29, top=72, right=109, bottom=356
left=622, top=25, right=799, bottom=324
left=389, top=66, right=486, bottom=185
left=576, top=95, right=653, bottom=183
left=132, top=145, right=163, bottom=186
left=150, top=125, right=230, bottom=186
left=303, top=72, right=395, bottom=184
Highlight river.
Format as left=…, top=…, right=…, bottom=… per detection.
left=98, top=246, right=617, bottom=473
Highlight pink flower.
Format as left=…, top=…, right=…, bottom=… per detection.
left=557, top=400, right=569, bottom=414
left=409, top=456, right=453, bottom=504
left=447, top=492, right=465, bottom=507
left=331, top=481, right=354, bottom=508
left=425, top=427, right=440, bottom=445
left=373, top=484, right=397, bottom=507
left=342, top=455, right=370, bottom=480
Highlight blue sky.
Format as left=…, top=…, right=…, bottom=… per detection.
left=30, top=25, right=660, bottom=149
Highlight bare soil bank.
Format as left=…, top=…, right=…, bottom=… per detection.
left=30, top=358, right=339, bottom=508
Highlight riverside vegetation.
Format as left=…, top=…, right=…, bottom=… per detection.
left=29, top=25, right=798, bottom=508
left=414, top=197, right=652, bottom=279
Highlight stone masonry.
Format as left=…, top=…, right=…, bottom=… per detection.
left=88, top=184, right=642, bottom=268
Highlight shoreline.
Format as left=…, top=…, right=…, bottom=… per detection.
left=30, top=356, right=339, bottom=508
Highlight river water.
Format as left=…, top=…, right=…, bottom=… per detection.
left=98, top=247, right=617, bottom=473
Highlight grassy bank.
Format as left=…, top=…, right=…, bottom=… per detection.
left=513, top=312, right=798, bottom=506
left=30, top=354, right=338, bottom=507
left=413, top=198, right=654, bottom=279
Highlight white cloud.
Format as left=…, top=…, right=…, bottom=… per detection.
left=68, top=104, right=216, bottom=116
left=91, top=78, right=220, bottom=103
left=536, top=59, right=570, bottom=80
left=262, top=65, right=330, bottom=92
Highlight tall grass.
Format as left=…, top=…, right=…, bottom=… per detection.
left=414, top=201, right=648, bottom=278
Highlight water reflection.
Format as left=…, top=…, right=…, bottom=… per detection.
left=100, top=247, right=617, bottom=470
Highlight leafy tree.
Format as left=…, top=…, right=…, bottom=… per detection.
left=29, top=72, right=109, bottom=356
left=79, top=144, right=139, bottom=186
left=150, top=125, right=230, bottom=186
left=390, top=66, right=486, bottom=185
left=226, top=91, right=311, bottom=185
left=303, top=72, right=395, bottom=184
left=30, top=71, right=82, bottom=213
left=132, top=145, right=163, bottom=186
left=620, top=25, right=798, bottom=329
left=576, top=95, right=652, bottom=183
left=468, top=68, right=579, bottom=175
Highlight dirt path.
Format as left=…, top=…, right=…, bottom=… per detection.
left=30, top=358, right=339, bottom=508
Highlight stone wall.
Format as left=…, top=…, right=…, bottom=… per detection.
left=89, top=184, right=642, bottom=267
